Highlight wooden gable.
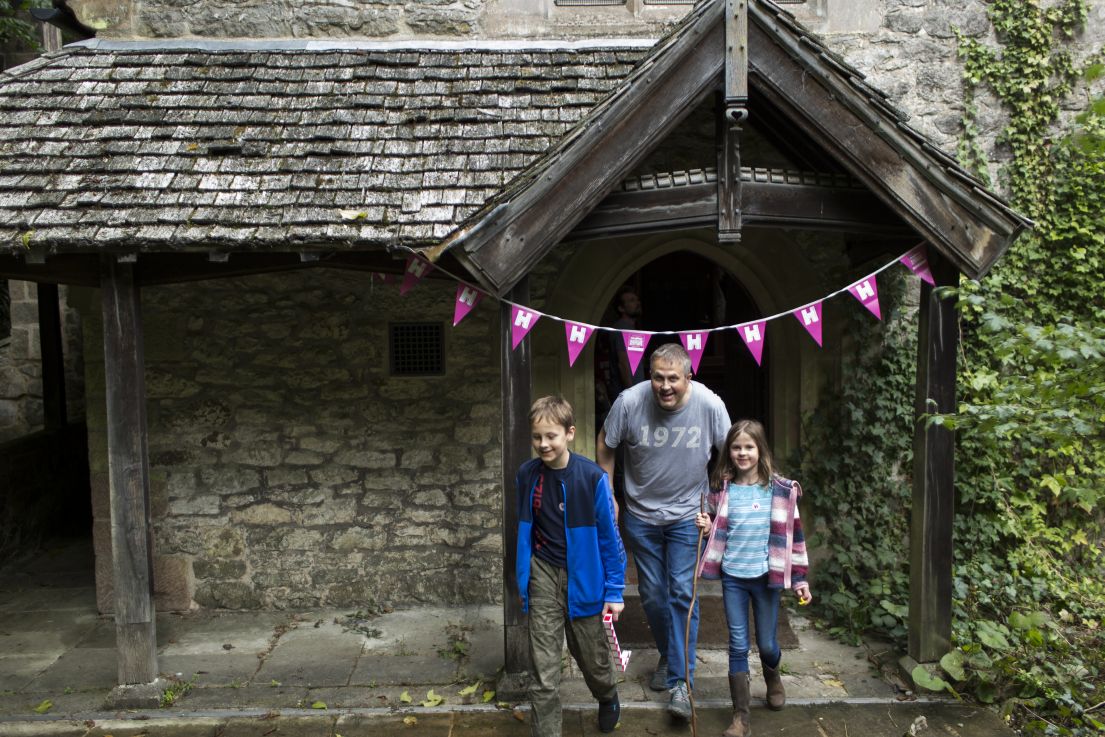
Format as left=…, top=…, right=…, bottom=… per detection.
left=433, top=0, right=1030, bottom=293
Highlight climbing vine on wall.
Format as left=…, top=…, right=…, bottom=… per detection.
left=803, top=2, right=1104, bottom=735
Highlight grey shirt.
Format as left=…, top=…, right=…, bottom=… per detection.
left=603, top=380, right=730, bottom=524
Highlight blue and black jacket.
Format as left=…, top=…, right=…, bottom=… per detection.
left=515, top=454, right=626, bottom=619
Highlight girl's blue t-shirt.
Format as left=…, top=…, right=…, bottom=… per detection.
left=721, top=482, right=772, bottom=578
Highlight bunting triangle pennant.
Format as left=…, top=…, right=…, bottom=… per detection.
left=738, top=320, right=767, bottom=366
left=452, top=284, right=485, bottom=326
left=900, top=245, right=935, bottom=286
left=622, top=331, right=652, bottom=378
left=564, top=321, right=595, bottom=367
left=847, top=275, right=882, bottom=320
left=793, top=302, right=823, bottom=347
left=399, top=255, right=432, bottom=295
left=510, top=305, right=541, bottom=350
left=679, top=331, right=710, bottom=374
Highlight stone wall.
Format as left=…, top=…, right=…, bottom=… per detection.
left=82, top=269, right=502, bottom=612
left=0, top=281, right=85, bottom=443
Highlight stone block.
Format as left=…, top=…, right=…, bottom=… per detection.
left=153, top=555, right=195, bottom=612
left=194, top=581, right=262, bottom=609
left=192, top=558, right=247, bottom=580
left=231, top=503, right=294, bottom=526
left=198, top=465, right=262, bottom=495
left=169, top=494, right=222, bottom=516
left=330, top=527, right=387, bottom=552
left=204, top=527, right=246, bottom=558
left=334, top=449, right=397, bottom=469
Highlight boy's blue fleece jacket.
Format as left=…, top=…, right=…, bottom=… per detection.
left=515, top=454, right=626, bottom=619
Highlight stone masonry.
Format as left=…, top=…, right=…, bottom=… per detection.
left=80, top=269, right=502, bottom=612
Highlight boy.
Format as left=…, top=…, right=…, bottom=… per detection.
left=516, top=396, right=627, bottom=735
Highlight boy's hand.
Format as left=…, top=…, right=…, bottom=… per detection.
left=694, top=512, right=711, bottom=531
left=603, top=602, right=625, bottom=621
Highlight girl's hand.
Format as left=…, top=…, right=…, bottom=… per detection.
left=794, top=583, right=812, bottom=606
left=694, top=512, right=711, bottom=531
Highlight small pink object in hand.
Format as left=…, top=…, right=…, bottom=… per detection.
left=602, top=613, right=632, bottom=672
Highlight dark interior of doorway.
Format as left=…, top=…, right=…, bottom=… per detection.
left=598, top=250, right=767, bottom=429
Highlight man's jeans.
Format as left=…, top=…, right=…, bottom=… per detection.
left=720, top=572, right=781, bottom=674
left=622, top=512, right=701, bottom=687
left=528, top=556, right=617, bottom=737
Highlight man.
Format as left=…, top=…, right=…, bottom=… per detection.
left=606, top=285, right=647, bottom=400
left=597, top=343, right=730, bottom=719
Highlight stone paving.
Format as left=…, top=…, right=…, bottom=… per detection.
left=0, top=539, right=1015, bottom=736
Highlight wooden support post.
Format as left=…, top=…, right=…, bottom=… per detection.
left=717, top=95, right=743, bottom=242
left=100, top=256, right=158, bottom=685
left=908, top=249, right=958, bottom=663
left=37, top=283, right=67, bottom=431
left=499, top=277, right=532, bottom=698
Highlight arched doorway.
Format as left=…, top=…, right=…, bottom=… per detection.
left=630, top=251, right=767, bottom=426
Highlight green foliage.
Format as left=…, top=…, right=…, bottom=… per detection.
left=803, top=2, right=1105, bottom=735
left=798, top=269, right=917, bottom=645
left=0, top=1, right=40, bottom=50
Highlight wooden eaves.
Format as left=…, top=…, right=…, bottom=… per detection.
left=430, top=0, right=1031, bottom=295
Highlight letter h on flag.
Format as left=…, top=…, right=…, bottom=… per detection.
left=793, top=302, right=823, bottom=346
left=739, top=320, right=766, bottom=366
left=400, top=254, right=432, bottom=295
left=452, top=284, right=484, bottom=326
left=510, top=305, right=541, bottom=350
left=847, top=276, right=882, bottom=320
left=679, top=331, right=709, bottom=374
left=564, top=321, right=594, bottom=367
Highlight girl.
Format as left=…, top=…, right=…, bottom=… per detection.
left=694, top=420, right=812, bottom=737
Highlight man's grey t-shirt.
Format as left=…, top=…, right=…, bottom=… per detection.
left=603, top=380, right=730, bottom=524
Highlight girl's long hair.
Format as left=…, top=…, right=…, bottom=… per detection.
left=710, top=419, right=776, bottom=489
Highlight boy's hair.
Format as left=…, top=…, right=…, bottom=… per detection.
left=710, top=419, right=777, bottom=489
left=529, top=395, right=575, bottom=431
left=650, top=342, right=692, bottom=375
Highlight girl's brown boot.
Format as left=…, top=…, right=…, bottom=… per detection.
left=723, top=672, right=751, bottom=737
left=763, top=662, right=785, bottom=710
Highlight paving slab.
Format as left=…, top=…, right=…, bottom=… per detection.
left=157, top=612, right=288, bottom=656
left=168, top=686, right=307, bottom=711
left=22, top=648, right=117, bottom=692
left=350, top=654, right=459, bottom=687
left=0, top=655, right=57, bottom=691
left=158, top=653, right=264, bottom=688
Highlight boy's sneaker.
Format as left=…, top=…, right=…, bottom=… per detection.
left=598, top=694, right=620, bottom=733
left=668, top=679, right=691, bottom=719
left=649, top=655, right=669, bottom=691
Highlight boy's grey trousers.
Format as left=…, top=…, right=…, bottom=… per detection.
left=527, top=555, right=619, bottom=737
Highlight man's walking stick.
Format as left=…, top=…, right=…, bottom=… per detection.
left=684, top=491, right=707, bottom=737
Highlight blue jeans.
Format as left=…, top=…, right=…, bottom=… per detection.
left=622, top=512, right=701, bottom=687
left=721, top=573, right=781, bottom=675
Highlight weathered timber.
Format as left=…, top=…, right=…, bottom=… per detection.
left=717, top=95, right=743, bottom=242
left=453, top=0, right=725, bottom=293
left=909, top=248, right=958, bottom=663
left=100, top=256, right=158, bottom=685
left=37, top=283, right=68, bottom=431
left=724, top=0, right=749, bottom=107
left=747, top=9, right=1024, bottom=277
left=499, top=278, right=533, bottom=698
left=570, top=179, right=909, bottom=240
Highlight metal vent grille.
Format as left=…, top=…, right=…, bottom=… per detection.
left=389, top=322, right=445, bottom=376
left=643, top=0, right=695, bottom=5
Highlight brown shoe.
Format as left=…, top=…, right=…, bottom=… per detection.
left=763, top=662, right=785, bottom=710
left=723, top=672, right=751, bottom=737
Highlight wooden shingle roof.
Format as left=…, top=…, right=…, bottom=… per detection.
left=0, top=40, right=647, bottom=254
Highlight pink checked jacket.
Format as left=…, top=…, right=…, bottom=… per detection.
left=697, top=475, right=809, bottom=590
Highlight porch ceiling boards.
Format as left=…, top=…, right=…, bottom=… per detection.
left=437, top=0, right=1031, bottom=293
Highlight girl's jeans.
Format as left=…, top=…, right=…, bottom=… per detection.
left=721, top=572, right=782, bottom=675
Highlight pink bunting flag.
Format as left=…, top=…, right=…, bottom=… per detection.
left=679, top=331, right=710, bottom=374
left=622, top=331, right=652, bottom=378
left=847, top=275, right=882, bottom=320
left=564, top=321, right=595, bottom=367
left=900, top=245, right=935, bottom=286
left=738, top=320, right=767, bottom=366
left=510, top=305, right=541, bottom=350
left=399, top=255, right=432, bottom=295
left=793, top=302, right=823, bottom=347
left=452, top=284, right=484, bottom=326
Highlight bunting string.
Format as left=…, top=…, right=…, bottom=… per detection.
left=385, top=242, right=935, bottom=370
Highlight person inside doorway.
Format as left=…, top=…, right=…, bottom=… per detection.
left=597, top=343, right=730, bottom=720
left=605, top=284, right=648, bottom=401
